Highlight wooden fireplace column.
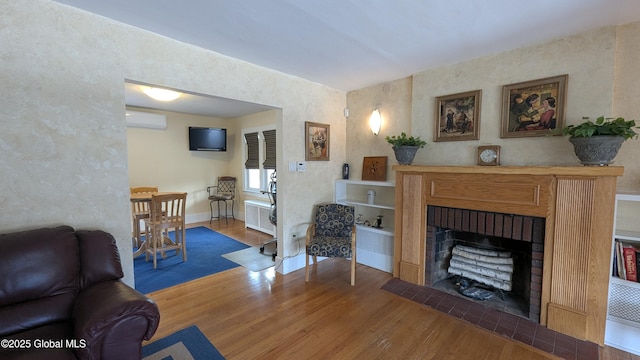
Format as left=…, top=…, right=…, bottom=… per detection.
left=392, top=166, right=623, bottom=346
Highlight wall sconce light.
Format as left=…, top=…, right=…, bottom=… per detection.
left=142, top=87, right=182, bottom=102
left=369, top=109, right=381, bottom=135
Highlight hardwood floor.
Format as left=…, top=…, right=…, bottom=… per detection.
left=145, top=220, right=639, bottom=360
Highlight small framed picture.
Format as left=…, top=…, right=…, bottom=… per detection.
left=434, top=90, right=481, bottom=142
left=305, top=121, right=330, bottom=161
left=361, top=156, right=387, bottom=181
left=500, top=74, right=568, bottom=138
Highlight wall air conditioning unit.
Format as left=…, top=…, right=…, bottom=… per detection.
left=125, top=110, right=167, bottom=130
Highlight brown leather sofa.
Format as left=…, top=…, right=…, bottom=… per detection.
left=0, top=226, right=160, bottom=360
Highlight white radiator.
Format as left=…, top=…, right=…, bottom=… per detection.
left=244, top=200, right=275, bottom=236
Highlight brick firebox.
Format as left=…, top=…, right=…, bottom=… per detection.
left=425, top=205, right=545, bottom=322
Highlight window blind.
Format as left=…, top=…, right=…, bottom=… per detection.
left=262, top=129, right=276, bottom=170
left=244, top=132, right=259, bottom=169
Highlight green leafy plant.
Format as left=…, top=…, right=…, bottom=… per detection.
left=385, top=132, right=427, bottom=148
left=562, top=116, right=639, bottom=140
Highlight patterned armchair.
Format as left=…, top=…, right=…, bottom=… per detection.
left=305, top=203, right=356, bottom=286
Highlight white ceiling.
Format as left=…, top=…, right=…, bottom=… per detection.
left=124, top=81, right=275, bottom=118
left=53, top=0, right=640, bottom=117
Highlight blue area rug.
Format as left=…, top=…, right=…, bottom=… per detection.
left=142, top=325, right=225, bottom=360
left=134, top=226, right=249, bottom=294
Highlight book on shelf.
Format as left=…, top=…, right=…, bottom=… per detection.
left=614, top=239, right=640, bottom=282
left=623, top=244, right=638, bottom=282
left=612, top=243, right=618, bottom=277
left=637, top=249, right=640, bottom=281
left=616, top=240, right=626, bottom=280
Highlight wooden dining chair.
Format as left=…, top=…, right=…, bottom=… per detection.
left=143, top=192, right=187, bottom=269
left=130, top=186, right=159, bottom=248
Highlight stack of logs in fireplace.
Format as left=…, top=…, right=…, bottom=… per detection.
left=447, top=245, right=514, bottom=291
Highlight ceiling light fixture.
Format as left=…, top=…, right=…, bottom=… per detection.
left=142, top=87, right=182, bottom=102
left=369, top=109, right=381, bottom=135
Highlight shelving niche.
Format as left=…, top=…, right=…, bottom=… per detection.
left=605, top=191, right=640, bottom=355
left=335, top=179, right=394, bottom=273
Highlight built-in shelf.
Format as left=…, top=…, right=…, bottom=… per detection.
left=339, top=199, right=394, bottom=210
left=335, top=179, right=395, bottom=273
left=336, top=179, right=396, bottom=187
left=615, top=229, right=640, bottom=241
left=606, top=192, right=640, bottom=355
left=356, top=224, right=393, bottom=236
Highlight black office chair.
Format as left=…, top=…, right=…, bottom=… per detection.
left=260, top=171, right=277, bottom=261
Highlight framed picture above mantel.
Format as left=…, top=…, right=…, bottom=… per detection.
left=434, top=90, right=481, bottom=142
left=501, top=74, right=568, bottom=138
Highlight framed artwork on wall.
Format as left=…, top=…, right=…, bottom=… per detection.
left=305, top=121, right=330, bottom=161
left=500, top=74, right=568, bottom=138
left=434, top=90, right=481, bottom=142
left=361, top=156, right=387, bottom=181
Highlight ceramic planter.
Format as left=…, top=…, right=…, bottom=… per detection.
left=569, top=135, right=624, bottom=166
left=392, top=146, right=420, bottom=165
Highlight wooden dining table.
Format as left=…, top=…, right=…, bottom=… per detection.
left=131, top=192, right=185, bottom=258
left=130, top=191, right=185, bottom=202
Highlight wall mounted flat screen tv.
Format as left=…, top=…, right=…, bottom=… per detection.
left=188, top=126, right=227, bottom=151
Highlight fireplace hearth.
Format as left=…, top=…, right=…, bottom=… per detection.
left=381, top=277, right=600, bottom=360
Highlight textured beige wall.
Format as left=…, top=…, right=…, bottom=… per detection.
left=411, top=26, right=615, bottom=168
left=1, top=1, right=346, bottom=285
left=613, top=22, right=640, bottom=190
left=345, top=78, right=413, bottom=180
left=347, top=25, right=640, bottom=191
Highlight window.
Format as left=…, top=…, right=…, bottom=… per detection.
left=243, top=126, right=276, bottom=193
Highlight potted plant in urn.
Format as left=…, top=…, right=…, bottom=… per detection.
left=562, top=116, right=638, bottom=166
left=385, top=132, right=427, bottom=165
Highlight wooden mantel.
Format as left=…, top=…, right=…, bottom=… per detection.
left=392, top=165, right=623, bottom=346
